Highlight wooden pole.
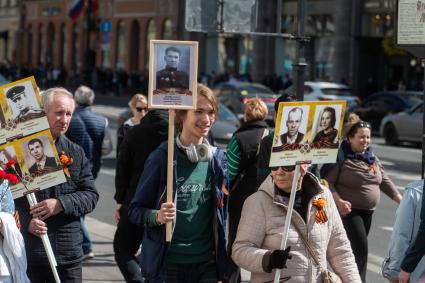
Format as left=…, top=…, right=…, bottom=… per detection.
left=166, top=109, right=175, bottom=242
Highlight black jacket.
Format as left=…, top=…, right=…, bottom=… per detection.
left=229, top=120, right=268, bottom=213
left=15, top=135, right=98, bottom=266
left=115, top=110, right=169, bottom=207
left=28, top=156, right=58, bottom=174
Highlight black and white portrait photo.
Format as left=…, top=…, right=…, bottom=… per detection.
left=276, top=106, right=310, bottom=146
left=311, top=105, right=342, bottom=148
left=4, top=81, right=44, bottom=121
left=149, top=40, right=198, bottom=109
left=22, top=136, right=59, bottom=176
left=156, top=46, right=189, bottom=91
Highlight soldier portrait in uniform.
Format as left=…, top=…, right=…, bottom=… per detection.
left=149, top=40, right=198, bottom=109
left=23, top=137, right=59, bottom=176
left=5, top=84, right=44, bottom=122
left=156, top=46, right=189, bottom=91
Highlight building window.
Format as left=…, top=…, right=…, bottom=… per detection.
left=46, top=22, right=55, bottom=66
left=71, top=24, right=78, bottom=71
left=362, top=13, right=394, bottom=37
left=145, top=19, right=156, bottom=68
left=306, top=15, right=334, bottom=36
left=162, top=19, right=173, bottom=40
left=129, top=20, right=140, bottom=71
left=60, top=23, right=66, bottom=67
left=37, top=24, right=43, bottom=65
left=27, top=25, right=32, bottom=65
left=116, top=20, right=126, bottom=69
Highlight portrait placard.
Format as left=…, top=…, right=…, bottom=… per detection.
left=269, top=101, right=346, bottom=166
left=148, top=40, right=198, bottom=109
left=0, top=76, right=49, bottom=142
left=1, top=130, right=66, bottom=199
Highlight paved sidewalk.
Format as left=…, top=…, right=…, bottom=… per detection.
left=82, top=217, right=125, bottom=282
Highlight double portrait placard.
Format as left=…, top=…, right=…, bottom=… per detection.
left=0, top=77, right=66, bottom=199
left=270, top=101, right=347, bottom=167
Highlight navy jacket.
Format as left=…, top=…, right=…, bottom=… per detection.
left=66, top=106, right=106, bottom=179
left=128, top=141, right=229, bottom=282
left=15, top=135, right=99, bottom=266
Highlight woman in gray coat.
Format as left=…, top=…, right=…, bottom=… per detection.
left=232, top=165, right=361, bottom=283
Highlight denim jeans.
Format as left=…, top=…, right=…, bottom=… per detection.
left=80, top=215, right=92, bottom=254
left=165, top=259, right=217, bottom=283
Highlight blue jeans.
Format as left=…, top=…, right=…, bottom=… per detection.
left=165, top=259, right=217, bottom=283
left=80, top=215, right=93, bottom=254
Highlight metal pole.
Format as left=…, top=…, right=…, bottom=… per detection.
left=277, top=0, right=282, bottom=34
left=293, top=0, right=308, bottom=101
left=421, top=58, right=425, bottom=179
left=273, top=165, right=301, bottom=283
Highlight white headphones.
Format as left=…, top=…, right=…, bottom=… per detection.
left=176, top=136, right=213, bottom=163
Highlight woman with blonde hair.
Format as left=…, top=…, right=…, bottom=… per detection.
left=117, top=94, right=148, bottom=154
left=323, top=113, right=402, bottom=282
left=226, top=97, right=269, bottom=282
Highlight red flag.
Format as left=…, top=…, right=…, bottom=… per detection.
left=91, top=0, right=98, bottom=14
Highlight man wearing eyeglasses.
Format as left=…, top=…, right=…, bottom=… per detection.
left=6, top=85, right=44, bottom=121
left=66, top=85, right=109, bottom=260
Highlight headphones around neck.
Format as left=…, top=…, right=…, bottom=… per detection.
left=176, top=136, right=213, bottom=163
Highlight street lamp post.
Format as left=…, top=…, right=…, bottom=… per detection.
left=293, top=0, right=308, bottom=102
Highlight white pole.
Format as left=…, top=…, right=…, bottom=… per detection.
left=274, top=165, right=301, bottom=283
left=27, top=193, right=61, bottom=283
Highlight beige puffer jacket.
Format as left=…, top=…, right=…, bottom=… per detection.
left=232, top=173, right=361, bottom=283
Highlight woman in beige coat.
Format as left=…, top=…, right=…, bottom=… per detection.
left=232, top=165, right=361, bottom=283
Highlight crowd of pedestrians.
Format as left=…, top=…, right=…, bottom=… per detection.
left=0, top=70, right=424, bottom=282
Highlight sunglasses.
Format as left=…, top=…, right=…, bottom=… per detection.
left=354, top=121, right=371, bottom=129
left=347, top=121, right=371, bottom=136
left=270, top=165, right=296, bottom=172
left=136, top=107, right=148, bottom=113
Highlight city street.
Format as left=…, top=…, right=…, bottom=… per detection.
left=83, top=100, right=423, bottom=283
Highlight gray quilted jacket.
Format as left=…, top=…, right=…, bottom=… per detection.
left=232, top=173, right=361, bottom=283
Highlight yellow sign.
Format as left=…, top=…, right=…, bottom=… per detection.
left=269, top=100, right=346, bottom=166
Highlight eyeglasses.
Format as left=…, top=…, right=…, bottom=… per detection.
left=270, top=165, right=296, bottom=172
left=136, top=107, right=148, bottom=113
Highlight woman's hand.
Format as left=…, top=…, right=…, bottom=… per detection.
left=393, top=193, right=402, bottom=205
left=336, top=198, right=352, bottom=216
left=156, top=202, right=176, bottom=225
left=399, top=269, right=410, bottom=283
